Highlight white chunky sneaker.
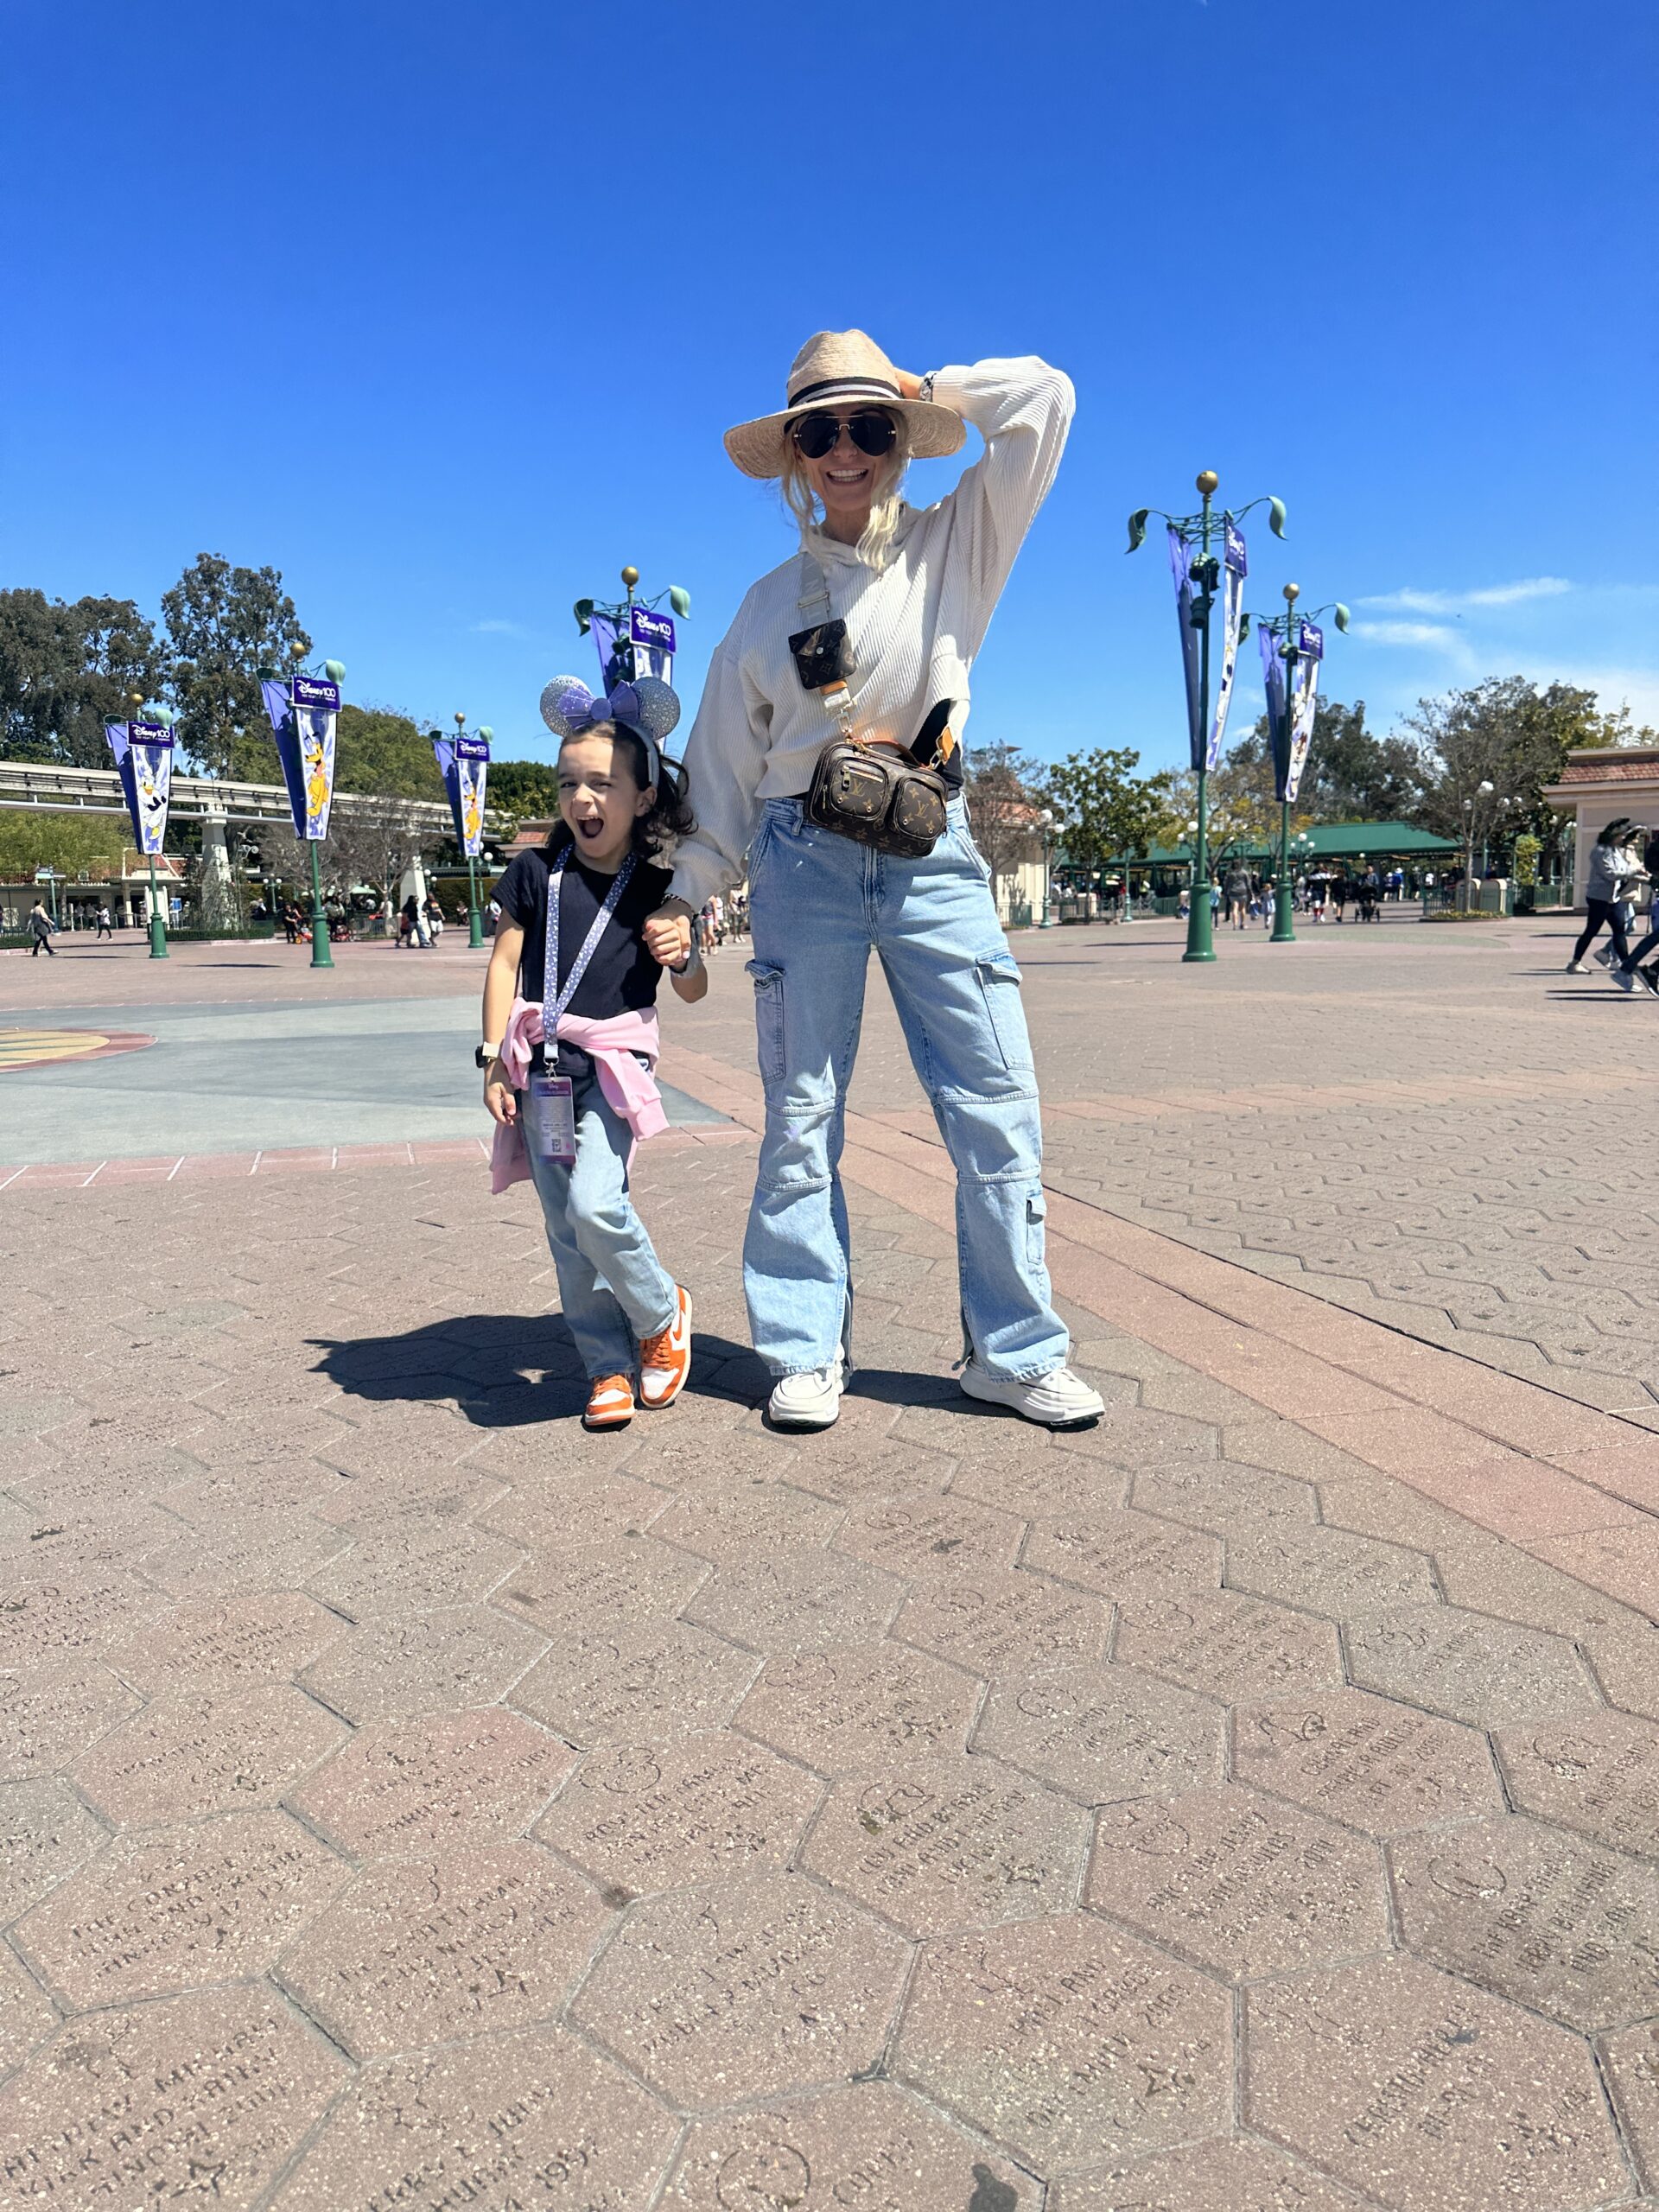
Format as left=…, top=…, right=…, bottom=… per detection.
left=960, top=1360, right=1105, bottom=1430
left=767, top=1357, right=845, bottom=1430
left=1614, top=968, right=1638, bottom=992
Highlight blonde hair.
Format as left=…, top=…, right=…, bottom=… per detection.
left=779, top=417, right=912, bottom=573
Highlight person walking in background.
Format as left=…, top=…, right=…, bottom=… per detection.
left=1567, top=818, right=1644, bottom=974
left=94, top=904, right=114, bottom=938
left=1224, top=859, right=1251, bottom=931
left=27, top=899, right=56, bottom=957
left=1595, top=823, right=1646, bottom=969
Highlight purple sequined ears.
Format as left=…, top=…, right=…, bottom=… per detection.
left=539, top=674, right=681, bottom=747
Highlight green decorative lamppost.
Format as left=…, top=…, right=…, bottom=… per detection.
left=123, top=692, right=172, bottom=958
left=1243, top=584, right=1349, bottom=943
left=1128, top=473, right=1286, bottom=963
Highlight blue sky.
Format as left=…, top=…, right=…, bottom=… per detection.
left=5, top=0, right=1655, bottom=770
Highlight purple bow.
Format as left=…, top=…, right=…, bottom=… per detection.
left=556, top=679, right=641, bottom=734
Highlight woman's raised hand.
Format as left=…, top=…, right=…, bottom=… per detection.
left=644, top=906, right=692, bottom=968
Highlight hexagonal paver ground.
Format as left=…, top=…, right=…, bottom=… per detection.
left=0, top=1985, right=346, bottom=2209
left=651, top=1478, right=846, bottom=1560
left=1225, top=1525, right=1435, bottom=1612
left=299, top=1603, right=547, bottom=1721
left=1087, top=1783, right=1389, bottom=1982
left=1389, top=1812, right=1659, bottom=2031
left=1345, top=1603, right=1604, bottom=1726
left=71, top=1683, right=347, bottom=1827
left=304, top=1519, right=524, bottom=1618
left=667, top=2081, right=1032, bottom=2209
left=1021, top=1506, right=1220, bottom=1600
left=833, top=1495, right=1025, bottom=1580
left=735, top=1642, right=981, bottom=1773
left=0, top=1662, right=140, bottom=1783
left=1112, top=1589, right=1343, bottom=1703
left=1243, top=1955, right=1628, bottom=2212
left=799, top=1751, right=1086, bottom=1936
left=975, top=1662, right=1222, bottom=1804
left=272, top=2023, right=676, bottom=2210
left=893, top=1911, right=1231, bottom=2173
left=1050, top=2139, right=1358, bottom=2209
left=534, top=1731, right=820, bottom=1897
left=570, top=1871, right=908, bottom=2109
left=1233, top=1688, right=1502, bottom=1836
left=15, top=1809, right=348, bottom=2008
left=277, top=1840, right=610, bottom=2057
left=493, top=1534, right=709, bottom=1637
left=0, top=1777, right=106, bottom=1922
left=511, top=1619, right=759, bottom=1745
left=897, top=1569, right=1109, bottom=1676
left=686, top=1547, right=906, bottom=1651
left=107, top=1590, right=346, bottom=1694
left=0, top=1945, right=55, bottom=2073
left=1492, top=1710, right=1659, bottom=1858
left=1599, top=2018, right=1659, bottom=2196
left=288, top=1708, right=575, bottom=1856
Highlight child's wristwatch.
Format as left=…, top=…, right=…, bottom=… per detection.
left=475, top=1042, right=503, bottom=1069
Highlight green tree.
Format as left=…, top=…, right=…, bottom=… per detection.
left=333, top=705, right=447, bottom=800
left=161, top=553, right=311, bottom=777
left=0, top=588, right=162, bottom=766
left=1041, top=747, right=1173, bottom=872
left=1233, top=698, right=1424, bottom=823
left=1406, top=677, right=1624, bottom=845
left=963, top=741, right=1044, bottom=899
left=486, top=759, right=562, bottom=829
left=0, top=810, right=129, bottom=880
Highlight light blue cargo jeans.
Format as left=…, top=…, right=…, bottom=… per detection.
left=520, top=1061, right=677, bottom=1380
left=743, top=796, right=1068, bottom=1382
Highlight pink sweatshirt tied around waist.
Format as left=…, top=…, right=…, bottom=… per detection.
left=489, top=998, right=668, bottom=1193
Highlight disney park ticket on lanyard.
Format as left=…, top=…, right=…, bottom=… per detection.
left=526, top=850, right=637, bottom=1166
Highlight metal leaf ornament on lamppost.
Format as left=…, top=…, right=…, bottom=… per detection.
left=1128, top=472, right=1286, bottom=963
left=572, top=563, right=691, bottom=691
left=1243, top=582, right=1350, bottom=943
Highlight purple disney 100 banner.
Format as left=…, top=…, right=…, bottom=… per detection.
left=1166, top=518, right=1249, bottom=772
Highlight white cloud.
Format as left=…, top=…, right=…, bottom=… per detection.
left=1350, top=620, right=1464, bottom=648
left=472, top=618, right=525, bottom=637
left=1511, top=661, right=1659, bottom=729
left=1359, top=577, right=1573, bottom=614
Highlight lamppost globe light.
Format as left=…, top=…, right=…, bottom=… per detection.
left=1478, top=779, right=1495, bottom=794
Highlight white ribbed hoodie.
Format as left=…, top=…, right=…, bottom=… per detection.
left=667, top=356, right=1075, bottom=910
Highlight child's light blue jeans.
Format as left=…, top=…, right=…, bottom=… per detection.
left=521, top=1061, right=677, bottom=1380
left=743, top=796, right=1068, bottom=1382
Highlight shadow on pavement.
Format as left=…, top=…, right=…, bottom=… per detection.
left=308, top=1317, right=969, bottom=1430
left=308, top=1314, right=770, bottom=1427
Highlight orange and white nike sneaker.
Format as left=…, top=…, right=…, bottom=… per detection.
left=639, top=1287, right=692, bottom=1410
left=582, top=1373, right=635, bottom=1431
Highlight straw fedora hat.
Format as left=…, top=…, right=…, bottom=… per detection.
left=724, top=329, right=966, bottom=480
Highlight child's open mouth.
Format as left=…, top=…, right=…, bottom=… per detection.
left=575, top=818, right=605, bottom=842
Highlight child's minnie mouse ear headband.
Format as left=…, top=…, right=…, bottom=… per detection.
left=539, top=674, right=681, bottom=790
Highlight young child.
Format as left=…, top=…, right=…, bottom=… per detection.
left=481, top=674, right=707, bottom=1430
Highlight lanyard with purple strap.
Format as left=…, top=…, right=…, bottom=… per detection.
left=525, top=849, right=637, bottom=1163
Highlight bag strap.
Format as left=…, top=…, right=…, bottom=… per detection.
left=798, top=551, right=955, bottom=769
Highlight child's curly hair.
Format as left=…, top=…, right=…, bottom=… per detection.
left=546, top=721, right=696, bottom=863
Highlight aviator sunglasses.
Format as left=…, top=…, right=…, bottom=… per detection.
left=790, top=409, right=899, bottom=461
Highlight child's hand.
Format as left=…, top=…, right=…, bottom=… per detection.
left=644, top=907, right=692, bottom=968
left=484, top=1063, right=517, bottom=1127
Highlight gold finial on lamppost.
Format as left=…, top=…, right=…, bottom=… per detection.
left=1283, top=582, right=1301, bottom=605
left=1195, top=470, right=1219, bottom=496
left=620, top=566, right=639, bottom=589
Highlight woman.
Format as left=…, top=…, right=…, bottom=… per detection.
left=1569, top=819, right=1644, bottom=973
left=644, top=330, right=1103, bottom=1433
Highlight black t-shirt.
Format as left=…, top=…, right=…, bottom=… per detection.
left=493, top=840, right=671, bottom=1073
